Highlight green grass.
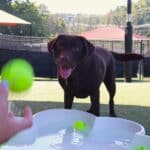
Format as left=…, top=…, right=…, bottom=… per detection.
left=8, top=78, right=150, bottom=135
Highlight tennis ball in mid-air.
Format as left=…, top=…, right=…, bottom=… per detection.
left=73, top=120, right=86, bottom=132
left=1, top=58, right=34, bottom=93
left=136, top=146, right=148, bottom=150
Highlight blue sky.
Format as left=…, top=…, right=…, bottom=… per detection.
left=30, top=0, right=139, bottom=15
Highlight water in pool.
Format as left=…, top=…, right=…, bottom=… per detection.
left=3, top=125, right=133, bottom=150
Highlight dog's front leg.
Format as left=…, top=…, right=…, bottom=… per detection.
left=64, top=90, right=74, bottom=109
left=88, top=90, right=100, bottom=116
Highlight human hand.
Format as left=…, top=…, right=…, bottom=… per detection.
left=0, top=81, right=33, bottom=143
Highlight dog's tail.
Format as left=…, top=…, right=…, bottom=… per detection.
left=111, top=52, right=144, bottom=61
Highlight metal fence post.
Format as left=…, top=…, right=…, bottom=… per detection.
left=124, top=0, right=132, bottom=82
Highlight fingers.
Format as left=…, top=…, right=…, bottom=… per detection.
left=7, top=112, right=14, bottom=118
left=0, top=80, right=9, bottom=116
left=12, top=106, right=33, bottom=132
left=7, top=106, right=33, bottom=139
left=0, top=80, right=9, bottom=102
left=22, top=106, right=33, bottom=128
left=0, top=81, right=33, bottom=143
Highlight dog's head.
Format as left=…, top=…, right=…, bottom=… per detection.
left=47, top=34, right=94, bottom=79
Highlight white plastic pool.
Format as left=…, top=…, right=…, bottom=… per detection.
left=2, top=109, right=146, bottom=150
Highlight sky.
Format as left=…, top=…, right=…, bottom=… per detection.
left=30, top=0, right=139, bottom=15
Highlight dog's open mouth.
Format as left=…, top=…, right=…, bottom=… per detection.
left=59, top=67, right=72, bottom=79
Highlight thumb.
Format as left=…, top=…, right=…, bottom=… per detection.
left=23, top=106, right=33, bottom=126
left=18, top=106, right=33, bottom=130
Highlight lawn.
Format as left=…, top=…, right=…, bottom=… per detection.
left=8, top=78, right=150, bottom=135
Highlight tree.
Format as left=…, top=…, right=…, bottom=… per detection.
left=0, top=1, right=67, bottom=36
left=99, top=6, right=126, bottom=26
left=132, top=0, right=150, bottom=36
left=0, top=0, right=12, bottom=12
left=46, top=14, right=67, bottom=36
left=10, top=1, right=49, bottom=36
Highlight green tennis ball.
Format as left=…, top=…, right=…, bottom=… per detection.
left=1, top=58, right=34, bottom=93
left=136, top=146, right=148, bottom=150
left=73, top=120, right=86, bottom=132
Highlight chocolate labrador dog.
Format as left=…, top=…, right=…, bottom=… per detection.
left=48, top=34, right=143, bottom=116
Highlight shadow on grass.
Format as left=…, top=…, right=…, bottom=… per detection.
left=115, top=77, right=150, bottom=83
left=9, top=100, right=150, bottom=135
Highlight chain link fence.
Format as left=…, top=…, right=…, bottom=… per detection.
left=0, top=34, right=50, bottom=52
left=91, top=39, right=150, bottom=57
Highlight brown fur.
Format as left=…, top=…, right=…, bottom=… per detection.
left=48, top=34, right=143, bottom=116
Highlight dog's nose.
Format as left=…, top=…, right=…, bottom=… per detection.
left=58, top=55, right=71, bottom=68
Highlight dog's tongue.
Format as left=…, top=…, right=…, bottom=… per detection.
left=60, top=67, right=72, bottom=79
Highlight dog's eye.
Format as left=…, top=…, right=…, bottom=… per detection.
left=54, top=48, right=60, bottom=56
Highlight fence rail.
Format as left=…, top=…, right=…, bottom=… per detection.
left=0, top=34, right=51, bottom=52
left=0, top=34, right=150, bottom=56
left=91, top=39, right=150, bottom=56
left=0, top=34, right=150, bottom=55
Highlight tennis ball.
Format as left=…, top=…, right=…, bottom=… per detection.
left=136, top=146, right=148, bottom=150
left=73, top=120, right=86, bottom=132
left=1, top=58, right=34, bottom=93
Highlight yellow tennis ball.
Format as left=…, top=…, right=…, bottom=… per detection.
left=1, top=58, right=34, bottom=92
left=73, top=120, right=86, bottom=132
left=136, top=146, right=148, bottom=150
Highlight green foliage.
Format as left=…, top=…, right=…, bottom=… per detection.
left=0, top=0, right=12, bottom=12
left=0, top=0, right=149, bottom=36
left=11, top=1, right=49, bottom=36
left=99, top=6, right=126, bottom=26
left=133, top=0, right=150, bottom=24
left=98, top=0, right=150, bottom=37
left=132, top=0, right=150, bottom=36
left=46, top=15, right=67, bottom=36
left=0, top=1, right=66, bottom=36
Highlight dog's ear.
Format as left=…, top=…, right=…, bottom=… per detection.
left=79, top=36, right=94, bottom=56
left=47, top=38, right=57, bottom=53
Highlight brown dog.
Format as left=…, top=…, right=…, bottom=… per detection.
left=48, top=34, right=143, bottom=116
